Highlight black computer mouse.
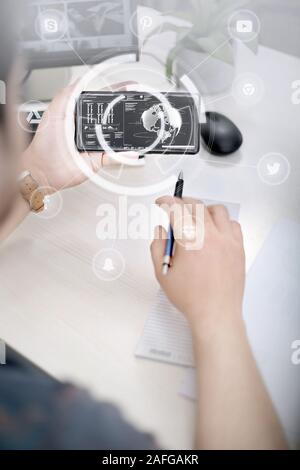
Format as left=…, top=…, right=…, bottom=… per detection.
left=200, top=111, right=243, bottom=156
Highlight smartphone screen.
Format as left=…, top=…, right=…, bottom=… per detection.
left=76, top=91, right=200, bottom=154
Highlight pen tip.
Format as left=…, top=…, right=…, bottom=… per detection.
left=178, top=170, right=183, bottom=180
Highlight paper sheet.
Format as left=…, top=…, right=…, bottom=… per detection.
left=135, top=200, right=240, bottom=366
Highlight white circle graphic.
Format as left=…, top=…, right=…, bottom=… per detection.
left=64, top=53, right=200, bottom=196
left=35, top=9, right=68, bottom=42
left=18, top=101, right=48, bottom=134
left=32, top=187, right=63, bottom=219
left=95, top=87, right=174, bottom=164
left=232, top=73, right=265, bottom=106
left=64, top=62, right=187, bottom=196
left=257, top=153, right=291, bottom=185
left=228, top=10, right=261, bottom=43
left=92, top=248, right=125, bottom=281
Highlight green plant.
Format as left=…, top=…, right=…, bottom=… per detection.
left=143, top=0, right=258, bottom=80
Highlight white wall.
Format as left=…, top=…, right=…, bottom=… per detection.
left=252, top=0, right=300, bottom=57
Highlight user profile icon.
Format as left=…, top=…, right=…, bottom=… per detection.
left=257, top=153, right=291, bottom=186
left=232, top=73, right=265, bottom=106
left=92, top=248, right=125, bottom=282
left=228, top=10, right=260, bottom=43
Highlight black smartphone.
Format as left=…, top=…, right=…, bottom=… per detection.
left=75, top=91, right=200, bottom=154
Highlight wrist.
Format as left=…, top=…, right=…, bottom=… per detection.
left=21, top=146, right=47, bottom=188
left=189, top=307, right=245, bottom=351
left=18, top=171, right=46, bottom=213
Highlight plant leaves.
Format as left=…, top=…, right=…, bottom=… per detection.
left=165, top=44, right=183, bottom=80
left=142, top=22, right=190, bottom=47
left=179, top=32, right=235, bottom=65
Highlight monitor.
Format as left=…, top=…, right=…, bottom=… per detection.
left=19, top=0, right=138, bottom=69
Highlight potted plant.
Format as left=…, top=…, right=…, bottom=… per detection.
left=143, top=0, right=258, bottom=94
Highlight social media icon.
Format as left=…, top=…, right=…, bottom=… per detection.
left=236, top=20, right=253, bottom=33
left=257, top=153, right=290, bottom=185
left=140, top=15, right=153, bottom=31
left=267, top=162, right=281, bottom=176
left=44, top=18, right=58, bottom=33
left=242, top=83, right=256, bottom=96
left=93, top=248, right=125, bottom=281
left=102, top=258, right=115, bottom=272
left=26, top=110, right=42, bottom=125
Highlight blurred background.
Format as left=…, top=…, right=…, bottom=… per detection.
left=22, top=0, right=300, bottom=101
left=142, top=0, right=300, bottom=57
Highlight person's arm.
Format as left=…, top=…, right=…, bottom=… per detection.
left=151, top=196, right=287, bottom=450
left=0, top=81, right=141, bottom=242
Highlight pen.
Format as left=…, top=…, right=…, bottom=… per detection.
left=161, top=171, right=184, bottom=275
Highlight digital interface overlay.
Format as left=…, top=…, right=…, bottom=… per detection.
left=76, top=91, right=200, bottom=154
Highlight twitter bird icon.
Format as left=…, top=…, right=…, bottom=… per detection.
left=267, top=162, right=281, bottom=176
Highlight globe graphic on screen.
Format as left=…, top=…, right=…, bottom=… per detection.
left=141, top=103, right=182, bottom=143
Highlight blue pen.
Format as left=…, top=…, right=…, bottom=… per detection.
left=162, top=171, right=184, bottom=275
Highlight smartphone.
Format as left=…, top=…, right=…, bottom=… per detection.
left=75, top=91, right=200, bottom=154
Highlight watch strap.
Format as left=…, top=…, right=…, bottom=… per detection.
left=18, top=171, right=45, bottom=213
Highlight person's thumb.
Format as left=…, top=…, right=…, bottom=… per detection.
left=150, top=225, right=167, bottom=279
left=86, top=151, right=144, bottom=171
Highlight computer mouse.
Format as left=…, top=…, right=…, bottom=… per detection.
left=200, top=111, right=243, bottom=156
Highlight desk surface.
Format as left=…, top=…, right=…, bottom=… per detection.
left=1, top=45, right=300, bottom=449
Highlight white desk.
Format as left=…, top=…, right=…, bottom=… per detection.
left=1, top=45, right=300, bottom=449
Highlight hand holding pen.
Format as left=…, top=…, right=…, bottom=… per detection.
left=161, top=171, right=184, bottom=275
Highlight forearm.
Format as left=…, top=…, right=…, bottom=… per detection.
left=0, top=194, right=29, bottom=242
left=192, top=313, right=288, bottom=450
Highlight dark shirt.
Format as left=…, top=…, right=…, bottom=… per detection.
left=0, top=367, right=156, bottom=450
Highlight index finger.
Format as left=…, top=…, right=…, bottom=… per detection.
left=155, top=196, right=213, bottom=249
left=156, top=195, right=215, bottom=230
